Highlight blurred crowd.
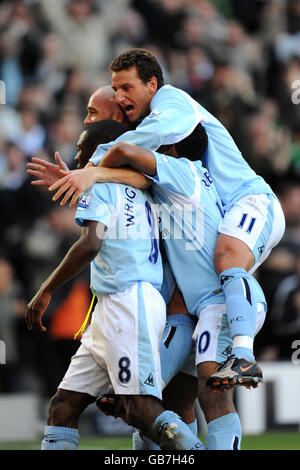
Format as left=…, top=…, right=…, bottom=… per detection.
left=0, top=0, right=300, bottom=397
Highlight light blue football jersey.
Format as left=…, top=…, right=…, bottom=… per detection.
left=75, top=182, right=163, bottom=295
left=150, top=151, right=266, bottom=316
left=150, top=151, right=225, bottom=317
left=90, top=84, right=274, bottom=211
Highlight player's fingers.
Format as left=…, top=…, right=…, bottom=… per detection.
left=60, top=187, right=76, bottom=206
left=31, top=157, right=51, bottom=168
left=52, top=181, right=71, bottom=201
left=28, top=311, right=46, bottom=332
left=27, top=169, right=43, bottom=178
left=31, top=180, right=46, bottom=186
left=49, top=175, right=69, bottom=191
left=69, top=189, right=81, bottom=207
left=25, top=308, right=33, bottom=330
left=55, top=152, right=69, bottom=171
left=27, top=162, right=45, bottom=172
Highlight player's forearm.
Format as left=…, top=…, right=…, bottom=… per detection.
left=41, top=231, right=100, bottom=294
left=98, top=142, right=129, bottom=169
left=99, top=142, right=156, bottom=176
left=94, top=166, right=151, bottom=189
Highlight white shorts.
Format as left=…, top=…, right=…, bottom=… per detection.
left=218, top=194, right=285, bottom=273
left=193, top=302, right=266, bottom=365
left=59, top=282, right=166, bottom=399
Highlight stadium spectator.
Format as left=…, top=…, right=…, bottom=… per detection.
left=269, top=249, right=300, bottom=360
left=0, top=256, right=25, bottom=392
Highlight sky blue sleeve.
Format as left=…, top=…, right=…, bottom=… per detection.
left=89, top=86, right=203, bottom=166
left=75, top=183, right=115, bottom=228
left=152, top=151, right=197, bottom=197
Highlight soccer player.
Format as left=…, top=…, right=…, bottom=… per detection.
left=83, top=85, right=130, bottom=127
left=26, top=85, right=131, bottom=188
left=49, top=48, right=285, bottom=391
left=25, top=119, right=206, bottom=451
left=27, top=85, right=200, bottom=437
left=94, top=123, right=267, bottom=450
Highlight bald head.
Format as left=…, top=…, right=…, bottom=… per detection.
left=84, top=85, right=127, bottom=126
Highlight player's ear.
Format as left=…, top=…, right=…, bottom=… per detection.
left=147, top=76, right=158, bottom=94
left=115, top=107, right=125, bottom=123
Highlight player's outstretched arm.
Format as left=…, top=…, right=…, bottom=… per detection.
left=99, top=142, right=157, bottom=176
left=25, top=221, right=102, bottom=331
left=49, top=165, right=151, bottom=207
left=27, top=152, right=69, bottom=187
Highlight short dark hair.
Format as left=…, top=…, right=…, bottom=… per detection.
left=78, top=120, right=126, bottom=167
left=110, top=48, right=164, bottom=89
left=82, top=119, right=126, bottom=150
left=175, top=123, right=208, bottom=161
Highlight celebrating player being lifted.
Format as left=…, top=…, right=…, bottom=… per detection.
left=50, top=48, right=285, bottom=391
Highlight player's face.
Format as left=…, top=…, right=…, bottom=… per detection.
left=111, top=66, right=157, bottom=122
left=84, top=92, right=121, bottom=125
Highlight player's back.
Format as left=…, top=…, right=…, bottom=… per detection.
left=75, top=182, right=163, bottom=295
left=151, top=151, right=225, bottom=317
left=150, top=85, right=274, bottom=211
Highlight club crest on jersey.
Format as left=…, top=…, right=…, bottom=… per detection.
left=78, top=194, right=91, bottom=210
left=148, top=109, right=161, bottom=118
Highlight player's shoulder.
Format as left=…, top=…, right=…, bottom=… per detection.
left=153, top=84, right=192, bottom=105
left=153, top=151, right=189, bottom=167
left=89, top=181, right=117, bottom=204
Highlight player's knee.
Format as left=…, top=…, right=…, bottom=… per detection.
left=47, top=389, right=84, bottom=427
left=47, top=391, right=67, bottom=426
left=213, top=242, right=235, bottom=274
left=214, top=235, right=255, bottom=274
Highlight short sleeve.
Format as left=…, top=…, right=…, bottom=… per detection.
left=152, top=151, right=198, bottom=197
left=75, top=183, right=116, bottom=229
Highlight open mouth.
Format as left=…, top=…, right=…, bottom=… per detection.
left=124, top=104, right=134, bottom=114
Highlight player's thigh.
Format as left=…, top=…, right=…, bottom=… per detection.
left=91, top=282, right=166, bottom=400
left=218, top=194, right=285, bottom=271
left=58, top=337, right=111, bottom=398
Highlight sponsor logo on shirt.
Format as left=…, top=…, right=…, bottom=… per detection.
left=148, top=109, right=161, bottom=118
left=78, top=194, right=91, bottom=210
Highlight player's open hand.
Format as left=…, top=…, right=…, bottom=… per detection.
left=25, top=289, right=51, bottom=332
left=49, top=167, right=97, bottom=207
left=27, top=152, right=69, bottom=187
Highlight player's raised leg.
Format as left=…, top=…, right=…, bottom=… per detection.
left=210, top=194, right=285, bottom=390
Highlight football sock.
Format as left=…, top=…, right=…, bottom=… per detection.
left=41, top=425, right=79, bottom=450
left=149, top=411, right=206, bottom=450
left=160, top=314, right=195, bottom=386
left=206, top=412, right=242, bottom=450
left=132, top=419, right=198, bottom=450
left=188, top=418, right=198, bottom=437
left=220, top=268, right=265, bottom=362
left=132, top=430, right=160, bottom=450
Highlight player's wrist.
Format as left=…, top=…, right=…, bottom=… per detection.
left=40, top=282, right=53, bottom=296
